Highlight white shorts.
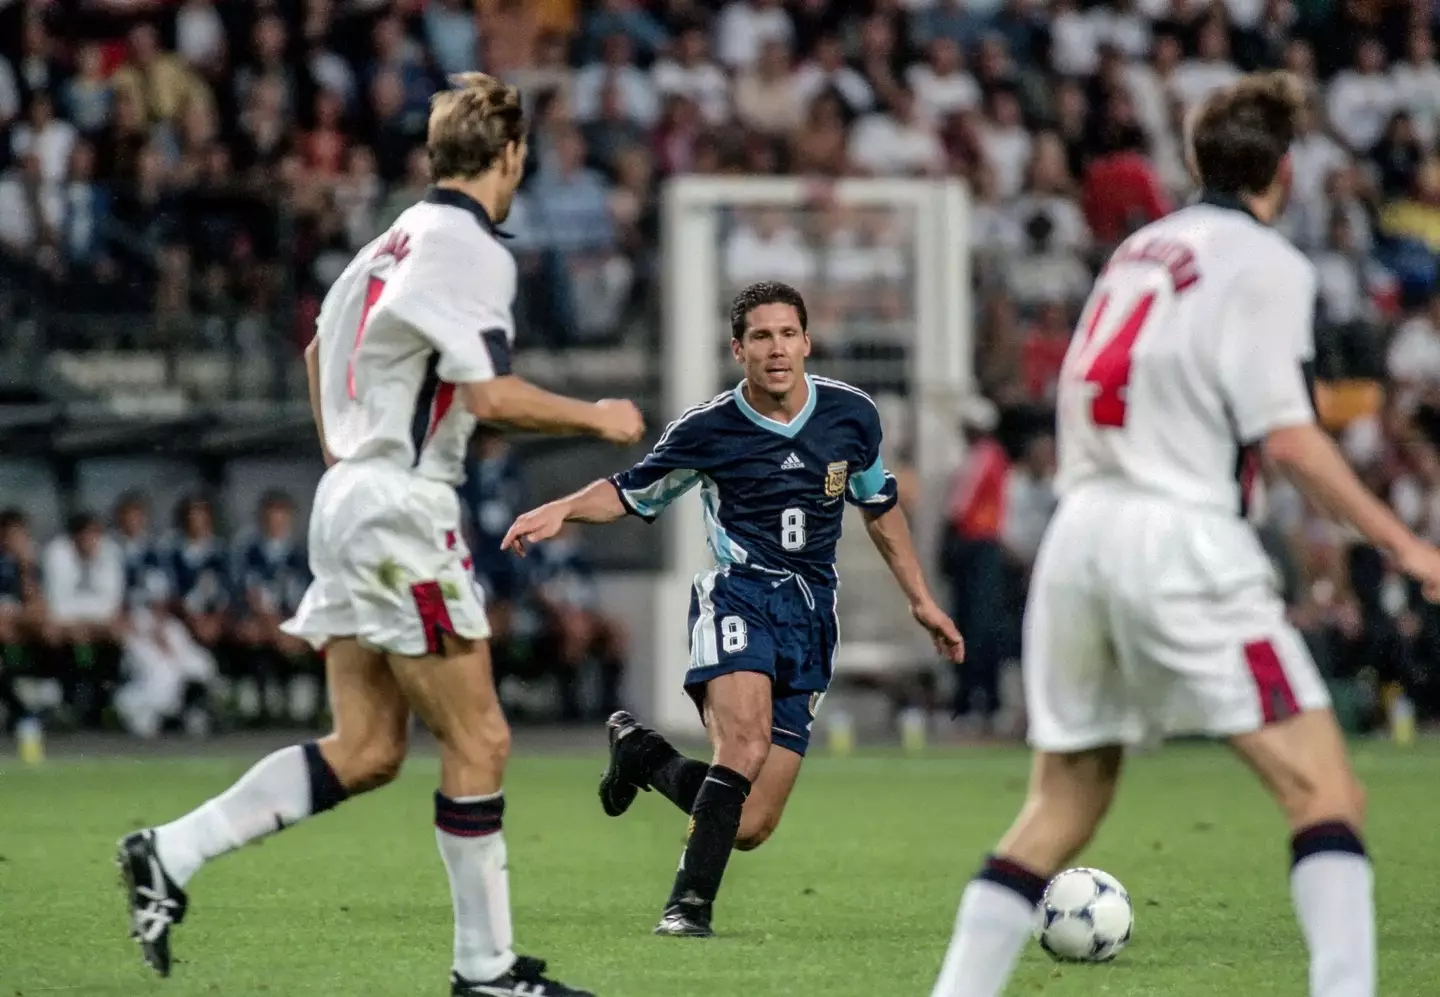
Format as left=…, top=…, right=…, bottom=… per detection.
left=282, top=460, right=490, bottom=656
left=1024, top=481, right=1330, bottom=753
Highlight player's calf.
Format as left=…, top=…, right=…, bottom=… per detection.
left=654, top=673, right=770, bottom=935
left=1232, top=709, right=1374, bottom=997
left=389, top=640, right=526, bottom=985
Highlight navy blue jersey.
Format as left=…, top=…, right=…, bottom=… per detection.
left=167, top=535, right=232, bottom=615
left=120, top=536, right=170, bottom=606
left=235, top=533, right=311, bottom=617
left=610, top=376, right=898, bottom=587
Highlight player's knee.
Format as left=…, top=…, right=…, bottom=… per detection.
left=714, top=728, right=770, bottom=781
left=326, top=738, right=406, bottom=792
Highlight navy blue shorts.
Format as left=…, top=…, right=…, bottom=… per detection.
left=684, top=568, right=838, bottom=756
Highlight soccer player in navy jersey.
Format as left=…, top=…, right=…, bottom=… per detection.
left=503, top=280, right=965, bottom=937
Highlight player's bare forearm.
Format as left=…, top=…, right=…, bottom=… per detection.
left=863, top=504, right=939, bottom=609
left=1265, top=422, right=1415, bottom=558
left=557, top=480, right=629, bottom=524
left=304, top=339, right=335, bottom=466
left=501, top=480, right=627, bottom=557
left=463, top=378, right=643, bottom=443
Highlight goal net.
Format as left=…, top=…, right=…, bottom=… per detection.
left=647, top=177, right=973, bottom=737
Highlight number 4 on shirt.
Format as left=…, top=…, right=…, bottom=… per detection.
left=1078, top=290, right=1156, bottom=428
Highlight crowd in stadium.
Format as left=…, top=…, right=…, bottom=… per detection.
left=5, top=0, right=1440, bottom=734
left=0, top=430, right=625, bottom=735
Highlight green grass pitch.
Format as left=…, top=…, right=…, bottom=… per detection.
left=4, top=740, right=1438, bottom=996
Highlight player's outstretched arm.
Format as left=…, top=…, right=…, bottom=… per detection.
left=862, top=505, right=965, bottom=662
left=304, top=338, right=336, bottom=467
left=1266, top=423, right=1440, bottom=598
left=462, top=378, right=644, bottom=444
left=501, top=480, right=628, bottom=558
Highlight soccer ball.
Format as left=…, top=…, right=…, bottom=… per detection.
left=1033, top=867, right=1134, bottom=963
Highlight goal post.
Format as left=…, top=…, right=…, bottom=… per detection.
left=650, top=177, right=972, bottom=737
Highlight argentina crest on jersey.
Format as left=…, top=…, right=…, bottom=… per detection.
left=824, top=461, right=848, bottom=498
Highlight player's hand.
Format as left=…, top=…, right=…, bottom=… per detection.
left=911, top=600, right=965, bottom=663
left=501, top=503, right=568, bottom=558
left=594, top=399, right=645, bottom=445
left=1397, top=539, right=1440, bottom=602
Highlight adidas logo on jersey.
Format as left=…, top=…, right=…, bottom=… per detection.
left=781, top=453, right=805, bottom=471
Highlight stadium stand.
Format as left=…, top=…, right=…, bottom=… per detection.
left=0, top=0, right=1438, bottom=738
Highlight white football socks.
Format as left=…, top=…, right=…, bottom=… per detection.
left=931, top=879, right=1038, bottom=997
left=1292, top=850, right=1375, bottom=997
left=153, top=743, right=347, bottom=887
left=436, top=791, right=515, bottom=984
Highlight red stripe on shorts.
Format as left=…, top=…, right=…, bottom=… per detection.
left=1244, top=639, right=1299, bottom=724
left=410, top=581, right=456, bottom=655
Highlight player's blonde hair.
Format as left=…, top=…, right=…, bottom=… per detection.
left=427, top=73, right=527, bottom=181
left=1187, top=71, right=1306, bottom=196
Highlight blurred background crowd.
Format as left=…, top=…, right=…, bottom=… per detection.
left=2, top=0, right=1440, bottom=740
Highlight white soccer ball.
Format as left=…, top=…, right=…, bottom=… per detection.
left=1033, top=867, right=1134, bottom=963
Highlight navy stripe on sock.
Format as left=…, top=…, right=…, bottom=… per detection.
left=302, top=741, right=349, bottom=814
left=975, top=854, right=1048, bottom=907
left=1291, top=821, right=1367, bottom=867
left=435, top=791, right=505, bottom=838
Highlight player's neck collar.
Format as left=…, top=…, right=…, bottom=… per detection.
left=733, top=374, right=817, bottom=439
left=1197, top=190, right=1258, bottom=222
left=424, top=185, right=512, bottom=238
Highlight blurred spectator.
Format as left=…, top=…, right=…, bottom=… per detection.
left=1389, top=293, right=1440, bottom=397
left=906, top=37, right=979, bottom=122
left=1081, top=123, right=1170, bottom=247
left=725, top=208, right=815, bottom=291
left=716, top=0, right=795, bottom=70
left=232, top=492, right=316, bottom=724
left=168, top=495, right=230, bottom=649
left=978, top=87, right=1032, bottom=197
left=115, top=583, right=218, bottom=738
left=583, top=0, right=669, bottom=63
left=910, top=0, right=991, bottom=53
left=528, top=523, right=626, bottom=720
left=1018, top=300, right=1072, bottom=405
left=425, top=0, right=481, bottom=78
left=941, top=398, right=1008, bottom=728
left=1171, top=19, right=1241, bottom=111
left=175, top=0, right=226, bottom=70
left=795, top=33, right=875, bottom=116
left=652, top=25, right=731, bottom=124
left=115, top=494, right=168, bottom=610
left=1392, top=28, right=1440, bottom=148
left=847, top=86, right=944, bottom=175
left=574, top=33, right=660, bottom=126
left=62, top=44, right=113, bottom=136
left=12, top=91, right=76, bottom=185
left=1327, top=37, right=1397, bottom=154
left=43, top=512, right=126, bottom=726
left=112, top=23, right=211, bottom=125
left=734, top=38, right=805, bottom=136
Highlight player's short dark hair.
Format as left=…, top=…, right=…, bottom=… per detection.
left=730, top=281, right=808, bottom=339
left=428, top=73, right=527, bottom=182
left=0, top=508, right=25, bottom=531
left=1189, top=71, right=1305, bottom=196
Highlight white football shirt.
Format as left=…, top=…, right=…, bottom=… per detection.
left=313, top=187, right=516, bottom=485
left=1055, top=198, right=1317, bottom=514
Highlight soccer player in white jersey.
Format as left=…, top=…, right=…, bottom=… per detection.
left=116, top=74, right=643, bottom=997
left=930, top=72, right=1440, bottom=997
